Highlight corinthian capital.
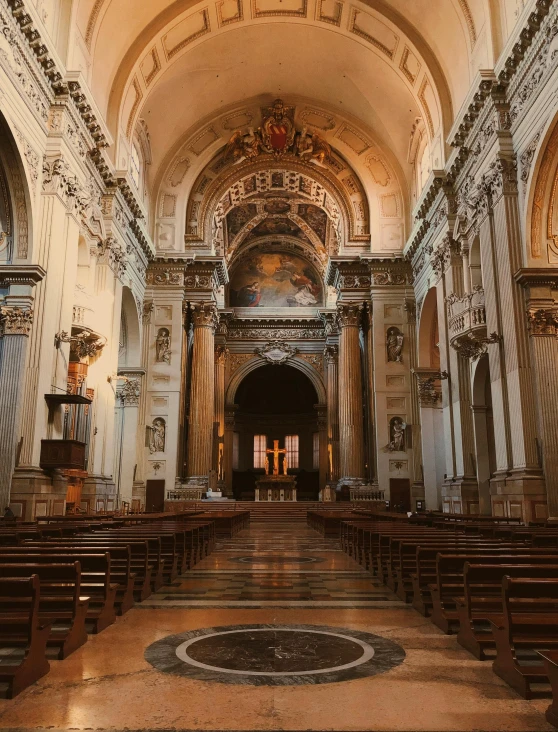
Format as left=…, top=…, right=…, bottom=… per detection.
left=190, top=301, right=218, bottom=330
left=336, top=302, right=363, bottom=328
left=323, top=344, right=339, bottom=364
left=0, top=306, right=34, bottom=336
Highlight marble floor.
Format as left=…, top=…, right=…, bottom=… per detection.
left=0, top=522, right=553, bottom=732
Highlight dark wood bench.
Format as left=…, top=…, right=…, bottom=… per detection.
left=538, top=650, right=558, bottom=727
left=491, top=577, right=558, bottom=699
left=0, top=552, right=117, bottom=633
left=0, top=576, right=51, bottom=698
left=456, top=562, right=558, bottom=659
left=0, top=562, right=88, bottom=659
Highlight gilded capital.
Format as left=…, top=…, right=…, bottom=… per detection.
left=0, top=306, right=34, bottom=336
left=336, top=302, right=363, bottom=328
left=190, top=301, right=219, bottom=330
left=215, top=345, right=229, bottom=365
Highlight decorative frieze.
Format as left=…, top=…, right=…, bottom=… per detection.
left=146, top=268, right=183, bottom=286
left=0, top=306, right=33, bottom=336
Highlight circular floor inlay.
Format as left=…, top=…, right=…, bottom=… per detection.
left=228, top=555, right=324, bottom=564
left=145, top=624, right=405, bottom=686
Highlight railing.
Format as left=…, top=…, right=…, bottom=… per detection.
left=447, top=286, right=486, bottom=342
left=349, top=488, right=385, bottom=502
left=166, top=487, right=204, bottom=501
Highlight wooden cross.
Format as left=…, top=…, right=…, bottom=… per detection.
left=265, top=440, right=288, bottom=476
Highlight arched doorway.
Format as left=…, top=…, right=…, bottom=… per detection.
left=471, top=355, right=496, bottom=515
left=231, top=364, right=320, bottom=501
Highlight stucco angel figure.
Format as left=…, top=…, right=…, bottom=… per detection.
left=224, top=127, right=261, bottom=163
left=296, top=127, right=331, bottom=166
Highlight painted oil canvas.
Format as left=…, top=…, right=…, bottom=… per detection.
left=229, top=253, right=323, bottom=307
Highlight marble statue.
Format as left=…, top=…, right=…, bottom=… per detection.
left=389, top=417, right=406, bottom=452
left=386, top=327, right=404, bottom=363
left=155, top=328, right=171, bottom=363
left=150, top=418, right=166, bottom=453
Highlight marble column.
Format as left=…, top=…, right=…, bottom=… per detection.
left=0, top=307, right=34, bottom=508
left=324, top=345, right=340, bottom=484
left=214, top=345, right=229, bottom=494
left=186, top=302, right=218, bottom=487
left=337, top=302, right=365, bottom=487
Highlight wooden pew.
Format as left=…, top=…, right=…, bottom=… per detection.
left=0, top=552, right=117, bottom=633
left=0, top=576, right=51, bottom=698
left=0, top=562, right=88, bottom=659
left=456, top=562, right=558, bottom=659
left=538, top=651, right=558, bottom=727
left=430, top=552, right=558, bottom=633
left=21, top=543, right=135, bottom=614
left=491, top=577, right=558, bottom=698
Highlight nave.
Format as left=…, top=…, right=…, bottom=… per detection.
left=0, top=521, right=552, bottom=732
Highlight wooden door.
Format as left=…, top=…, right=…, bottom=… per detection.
left=145, top=480, right=165, bottom=512
left=389, top=478, right=411, bottom=513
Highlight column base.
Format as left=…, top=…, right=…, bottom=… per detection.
left=132, top=481, right=146, bottom=510
left=441, top=477, right=479, bottom=514
left=82, top=475, right=116, bottom=514
left=10, top=466, right=68, bottom=521
left=490, top=469, right=547, bottom=523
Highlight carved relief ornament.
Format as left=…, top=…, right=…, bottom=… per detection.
left=336, top=302, right=363, bottom=328
left=119, top=378, right=141, bottom=406
left=189, top=301, right=218, bottom=329
left=255, top=340, right=299, bottom=365
left=527, top=308, right=558, bottom=335
left=451, top=332, right=501, bottom=360
left=0, top=306, right=33, bottom=336
left=323, top=344, right=339, bottom=363
left=413, top=370, right=448, bottom=407
left=215, top=345, right=229, bottom=365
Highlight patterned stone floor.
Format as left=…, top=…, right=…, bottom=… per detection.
left=0, top=521, right=552, bottom=731
left=139, top=523, right=404, bottom=608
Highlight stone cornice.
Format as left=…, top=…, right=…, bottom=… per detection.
left=514, top=267, right=558, bottom=288
left=0, top=264, right=46, bottom=286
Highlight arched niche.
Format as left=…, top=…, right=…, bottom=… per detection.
left=226, top=356, right=326, bottom=408
left=527, top=113, right=558, bottom=265
left=470, top=353, right=496, bottom=515
left=0, top=112, right=33, bottom=264
left=418, top=287, right=440, bottom=368
left=119, top=286, right=141, bottom=367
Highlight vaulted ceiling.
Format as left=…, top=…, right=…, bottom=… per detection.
left=65, top=0, right=528, bottom=252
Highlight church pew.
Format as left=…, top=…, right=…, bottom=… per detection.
left=429, top=552, right=558, bottom=633
left=455, top=562, right=558, bottom=659
left=538, top=651, right=558, bottom=727
left=20, top=543, right=136, bottom=614
left=0, top=562, right=88, bottom=659
left=0, top=576, right=51, bottom=698
left=491, top=577, right=558, bottom=699
left=0, top=552, right=117, bottom=633
left=89, top=531, right=178, bottom=582
left=394, top=540, right=523, bottom=602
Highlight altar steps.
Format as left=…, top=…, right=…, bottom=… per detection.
left=185, top=501, right=351, bottom=523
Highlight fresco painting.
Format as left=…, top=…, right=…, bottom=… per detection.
left=230, top=253, right=323, bottom=307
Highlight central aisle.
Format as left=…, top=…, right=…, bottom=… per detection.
left=0, top=522, right=551, bottom=732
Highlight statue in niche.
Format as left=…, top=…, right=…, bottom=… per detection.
left=386, top=327, right=404, bottom=363
left=388, top=417, right=406, bottom=452
left=155, top=328, right=171, bottom=363
left=150, top=418, right=166, bottom=453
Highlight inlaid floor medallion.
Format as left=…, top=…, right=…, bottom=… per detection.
left=145, top=624, right=405, bottom=685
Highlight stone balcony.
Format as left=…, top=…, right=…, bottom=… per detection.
left=447, top=286, right=487, bottom=346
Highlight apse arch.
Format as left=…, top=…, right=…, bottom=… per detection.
left=226, top=356, right=326, bottom=407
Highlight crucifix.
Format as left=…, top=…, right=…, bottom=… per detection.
left=265, top=440, right=288, bottom=476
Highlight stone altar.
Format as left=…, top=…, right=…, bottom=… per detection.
left=255, top=474, right=297, bottom=502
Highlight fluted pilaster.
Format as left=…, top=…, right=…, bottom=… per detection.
left=186, top=302, right=218, bottom=485
left=0, top=307, right=33, bottom=507
left=214, top=345, right=228, bottom=490
left=337, top=302, right=365, bottom=484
